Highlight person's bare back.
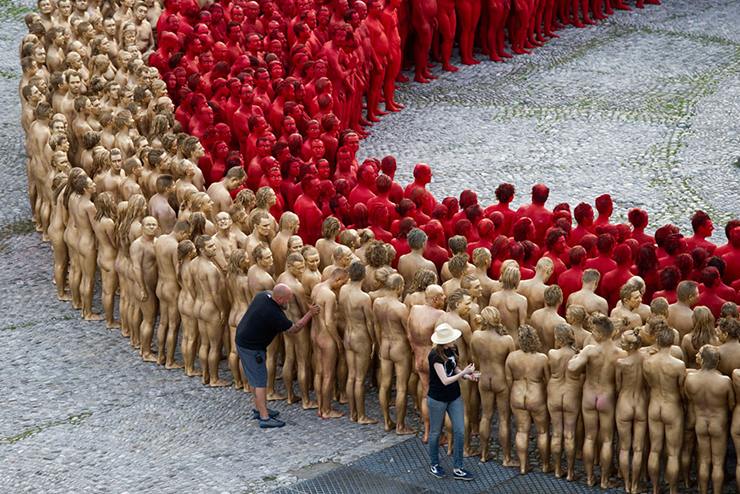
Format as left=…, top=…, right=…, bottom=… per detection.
left=471, top=307, right=515, bottom=463
left=518, top=257, right=553, bottom=316
left=685, top=357, right=734, bottom=494
left=567, top=269, right=608, bottom=315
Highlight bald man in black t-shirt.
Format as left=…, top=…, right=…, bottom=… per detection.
left=236, top=284, right=319, bottom=428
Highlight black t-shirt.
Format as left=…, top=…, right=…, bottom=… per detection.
left=427, top=348, right=461, bottom=403
left=235, top=291, right=294, bottom=350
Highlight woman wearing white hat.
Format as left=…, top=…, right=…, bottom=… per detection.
left=427, top=322, right=478, bottom=481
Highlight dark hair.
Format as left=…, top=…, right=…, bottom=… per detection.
left=655, top=224, right=679, bottom=248
left=691, top=210, right=711, bottom=233
left=459, top=190, right=478, bottom=209
left=434, top=343, right=458, bottom=363
left=574, top=203, right=593, bottom=224
left=495, top=183, right=515, bottom=203
left=706, top=256, right=726, bottom=276
left=512, top=217, right=533, bottom=241
left=397, top=217, right=416, bottom=237
left=700, top=267, right=720, bottom=288
left=375, top=174, right=391, bottom=193
left=659, top=266, right=680, bottom=291
left=675, top=253, right=693, bottom=279
left=664, top=233, right=684, bottom=256
left=448, top=235, right=468, bottom=254
left=628, top=208, right=648, bottom=229
left=690, top=248, right=709, bottom=271
left=545, top=228, right=566, bottom=251
left=454, top=219, right=473, bottom=237
left=465, top=204, right=483, bottom=223
left=348, top=261, right=365, bottom=282
left=568, top=246, right=587, bottom=266
left=397, top=198, right=415, bottom=217
left=596, top=233, right=615, bottom=255
left=613, top=244, right=632, bottom=265
left=595, top=194, right=612, bottom=214
left=380, top=155, right=396, bottom=174
left=591, top=314, right=614, bottom=338
left=723, top=219, right=740, bottom=239
left=555, top=217, right=571, bottom=234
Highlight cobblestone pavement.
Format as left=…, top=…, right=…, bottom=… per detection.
left=361, top=0, right=740, bottom=237
left=1, top=0, right=739, bottom=493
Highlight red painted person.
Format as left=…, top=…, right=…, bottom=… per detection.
left=404, top=163, right=437, bottom=215
left=515, top=183, right=553, bottom=245
left=686, top=210, right=717, bottom=254
left=294, top=175, right=324, bottom=244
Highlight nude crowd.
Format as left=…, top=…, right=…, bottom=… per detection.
left=17, top=0, right=740, bottom=492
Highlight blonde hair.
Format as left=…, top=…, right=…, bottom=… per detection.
left=480, top=306, right=504, bottom=334
left=500, top=265, right=520, bottom=290
left=566, top=305, right=587, bottom=327
left=228, top=249, right=248, bottom=275
left=518, top=324, right=541, bottom=353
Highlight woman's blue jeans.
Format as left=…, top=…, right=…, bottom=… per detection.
left=427, top=395, right=464, bottom=469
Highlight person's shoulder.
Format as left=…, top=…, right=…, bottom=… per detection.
left=714, top=372, right=732, bottom=385
left=667, top=354, right=686, bottom=368
left=581, top=343, right=598, bottom=355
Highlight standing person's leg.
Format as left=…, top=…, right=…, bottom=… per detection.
left=238, top=345, right=281, bottom=426
left=448, top=397, right=466, bottom=470
left=254, top=385, right=269, bottom=419
left=428, top=397, right=447, bottom=468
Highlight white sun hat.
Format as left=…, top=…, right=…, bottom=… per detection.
left=431, top=323, right=462, bottom=345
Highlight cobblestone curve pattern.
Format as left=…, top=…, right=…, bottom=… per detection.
left=1, top=0, right=739, bottom=493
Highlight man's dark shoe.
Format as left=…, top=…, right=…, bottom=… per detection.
left=252, top=408, right=280, bottom=420
left=259, top=417, right=286, bottom=429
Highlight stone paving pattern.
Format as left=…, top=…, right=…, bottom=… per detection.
left=361, top=0, right=740, bottom=235
left=1, top=0, right=739, bottom=493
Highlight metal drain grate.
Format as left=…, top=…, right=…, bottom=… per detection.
left=354, top=437, right=518, bottom=494
left=279, top=465, right=425, bottom=493
left=277, top=438, right=627, bottom=494
left=491, top=471, right=623, bottom=494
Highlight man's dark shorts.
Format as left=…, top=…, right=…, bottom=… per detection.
left=237, top=345, right=267, bottom=388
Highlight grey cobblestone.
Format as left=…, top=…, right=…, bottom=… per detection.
left=361, top=0, right=740, bottom=236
